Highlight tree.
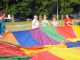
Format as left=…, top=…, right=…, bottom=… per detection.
left=1, top=0, right=80, bottom=20
left=3, top=0, right=18, bottom=22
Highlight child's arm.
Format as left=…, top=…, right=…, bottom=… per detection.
left=66, top=21, right=73, bottom=26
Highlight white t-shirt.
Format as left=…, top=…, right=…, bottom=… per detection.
left=52, top=21, right=58, bottom=26
left=8, top=14, right=11, bottom=19
left=42, top=20, right=49, bottom=27
left=32, top=19, right=39, bottom=29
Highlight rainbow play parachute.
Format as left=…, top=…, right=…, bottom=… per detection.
left=1, top=26, right=80, bottom=60
left=2, top=26, right=77, bottom=46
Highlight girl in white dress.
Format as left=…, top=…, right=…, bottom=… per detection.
left=42, top=15, right=49, bottom=27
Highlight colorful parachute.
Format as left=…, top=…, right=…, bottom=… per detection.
left=2, top=26, right=77, bottom=47
left=1, top=26, right=80, bottom=60
left=0, top=42, right=30, bottom=60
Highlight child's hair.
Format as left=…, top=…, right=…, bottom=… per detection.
left=0, top=11, right=5, bottom=16
left=52, top=17, right=56, bottom=20
left=42, top=15, right=47, bottom=20
left=44, top=15, right=46, bottom=17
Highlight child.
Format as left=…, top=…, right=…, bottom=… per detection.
left=64, top=15, right=73, bottom=26
left=0, top=11, right=5, bottom=36
left=52, top=17, right=58, bottom=27
left=42, top=15, right=49, bottom=27
left=32, top=15, right=39, bottom=29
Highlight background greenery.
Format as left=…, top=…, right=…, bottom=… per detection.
left=0, top=0, right=80, bottom=20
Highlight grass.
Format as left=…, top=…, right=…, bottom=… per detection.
left=5, top=21, right=32, bottom=31
left=5, top=21, right=32, bottom=26
left=5, top=19, right=80, bottom=31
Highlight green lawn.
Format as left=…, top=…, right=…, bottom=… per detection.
left=5, top=22, right=32, bottom=31
left=5, top=19, right=80, bottom=31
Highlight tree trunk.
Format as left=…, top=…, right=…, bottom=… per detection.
left=39, top=15, right=42, bottom=21
left=61, top=14, right=64, bottom=20
left=11, top=15, right=15, bottom=22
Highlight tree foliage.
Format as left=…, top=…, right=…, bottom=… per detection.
left=0, top=0, right=80, bottom=20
